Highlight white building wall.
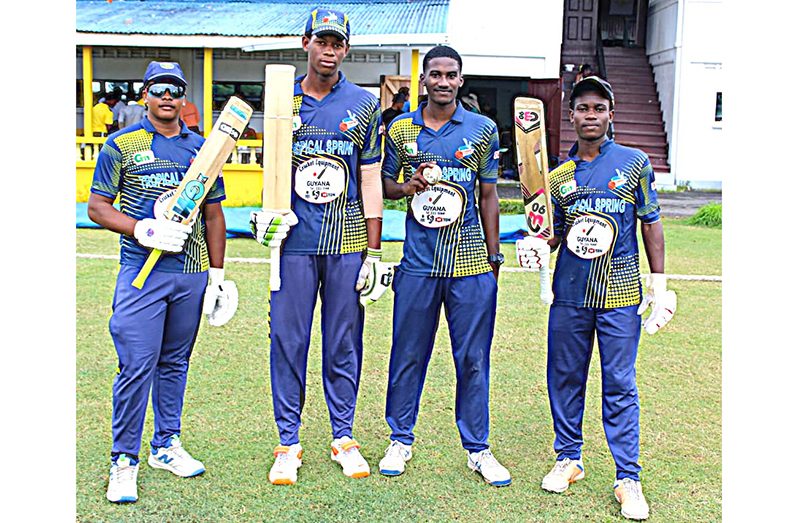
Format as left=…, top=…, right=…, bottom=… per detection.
left=647, top=0, right=722, bottom=189
left=445, top=0, right=563, bottom=78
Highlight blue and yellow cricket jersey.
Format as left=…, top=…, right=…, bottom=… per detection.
left=91, top=118, right=225, bottom=273
left=382, top=102, right=499, bottom=278
left=283, top=72, right=381, bottom=255
left=550, top=139, right=660, bottom=308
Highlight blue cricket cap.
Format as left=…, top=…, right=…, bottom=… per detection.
left=143, top=61, right=188, bottom=87
left=305, top=8, right=350, bottom=41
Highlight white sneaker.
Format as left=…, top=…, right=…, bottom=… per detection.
left=541, top=458, right=585, bottom=493
left=330, top=436, right=370, bottom=479
left=378, top=440, right=413, bottom=476
left=269, top=444, right=303, bottom=485
left=467, top=449, right=512, bottom=487
left=614, top=478, right=650, bottom=520
left=106, top=454, right=139, bottom=503
left=148, top=435, right=206, bottom=478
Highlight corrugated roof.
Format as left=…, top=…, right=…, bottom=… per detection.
left=76, top=0, right=449, bottom=37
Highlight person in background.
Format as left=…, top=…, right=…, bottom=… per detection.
left=92, top=91, right=120, bottom=137
left=382, top=92, right=407, bottom=128
left=181, top=99, right=201, bottom=134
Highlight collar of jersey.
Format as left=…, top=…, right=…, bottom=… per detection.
left=294, top=71, right=347, bottom=96
left=567, top=138, right=615, bottom=162
left=411, top=100, right=467, bottom=127
left=141, top=116, right=191, bottom=138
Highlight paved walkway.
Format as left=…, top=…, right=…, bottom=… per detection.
left=496, top=181, right=721, bottom=218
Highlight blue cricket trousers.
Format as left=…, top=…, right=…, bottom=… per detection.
left=547, top=304, right=643, bottom=480
left=108, top=265, right=207, bottom=461
left=385, top=270, right=497, bottom=453
left=269, top=253, right=364, bottom=445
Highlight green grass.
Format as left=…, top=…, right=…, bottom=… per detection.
left=76, top=220, right=721, bottom=522
left=687, top=203, right=722, bottom=228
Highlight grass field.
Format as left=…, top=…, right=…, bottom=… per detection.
left=76, top=217, right=721, bottom=522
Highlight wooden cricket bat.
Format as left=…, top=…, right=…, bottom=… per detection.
left=262, top=64, right=296, bottom=291
left=514, top=97, right=554, bottom=301
left=131, top=96, right=253, bottom=289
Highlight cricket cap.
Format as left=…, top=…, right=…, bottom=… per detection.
left=305, top=8, right=350, bottom=41
left=143, top=61, right=188, bottom=87
left=570, top=76, right=614, bottom=109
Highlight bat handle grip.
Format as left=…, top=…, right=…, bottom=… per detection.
left=132, top=249, right=163, bottom=289
left=269, top=246, right=281, bottom=291
left=539, top=264, right=553, bottom=305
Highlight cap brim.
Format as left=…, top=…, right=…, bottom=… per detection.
left=312, top=29, right=348, bottom=40
left=145, top=73, right=187, bottom=87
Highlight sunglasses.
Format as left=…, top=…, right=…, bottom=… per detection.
left=146, top=83, right=186, bottom=99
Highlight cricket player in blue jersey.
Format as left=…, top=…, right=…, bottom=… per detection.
left=376, top=45, right=511, bottom=487
left=88, top=61, right=238, bottom=503
left=249, top=8, right=390, bottom=485
left=517, top=77, right=677, bottom=520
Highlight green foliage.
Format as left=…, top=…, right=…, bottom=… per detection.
left=383, top=198, right=408, bottom=211
left=76, top=225, right=721, bottom=522
left=687, top=203, right=722, bottom=228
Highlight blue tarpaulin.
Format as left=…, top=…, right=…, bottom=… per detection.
left=76, top=204, right=529, bottom=242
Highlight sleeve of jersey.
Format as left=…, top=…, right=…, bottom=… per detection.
left=478, top=124, right=500, bottom=183
left=552, top=192, right=565, bottom=238
left=359, top=99, right=383, bottom=165
left=90, top=140, right=122, bottom=199
left=381, top=128, right=401, bottom=181
left=634, top=155, right=660, bottom=223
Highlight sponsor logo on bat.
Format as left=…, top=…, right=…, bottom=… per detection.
left=172, top=179, right=206, bottom=220
left=229, top=105, right=248, bottom=122
left=515, top=108, right=541, bottom=133
left=219, top=122, right=241, bottom=140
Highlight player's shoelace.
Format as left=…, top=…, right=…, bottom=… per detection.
left=384, top=441, right=406, bottom=459
left=618, top=478, right=643, bottom=501
left=274, top=450, right=292, bottom=467
left=476, top=449, right=500, bottom=468
left=112, top=462, right=136, bottom=483
left=552, top=458, right=573, bottom=475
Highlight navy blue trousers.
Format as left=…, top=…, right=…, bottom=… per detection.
left=269, top=253, right=365, bottom=445
left=547, top=304, right=643, bottom=480
left=385, top=270, right=497, bottom=452
left=109, top=265, right=207, bottom=460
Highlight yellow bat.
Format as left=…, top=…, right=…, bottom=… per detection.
left=131, top=96, right=253, bottom=289
left=514, top=97, right=554, bottom=297
left=262, top=64, right=296, bottom=291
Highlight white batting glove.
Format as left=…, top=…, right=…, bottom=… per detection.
left=637, top=273, right=677, bottom=334
left=359, top=260, right=395, bottom=307
left=356, top=249, right=382, bottom=292
left=133, top=218, right=192, bottom=253
left=250, top=210, right=298, bottom=248
left=516, top=235, right=550, bottom=271
left=202, top=268, right=239, bottom=327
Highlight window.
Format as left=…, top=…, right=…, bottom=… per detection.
left=715, top=92, right=722, bottom=122
left=76, top=79, right=144, bottom=106
left=213, top=81, right=263, bottom=111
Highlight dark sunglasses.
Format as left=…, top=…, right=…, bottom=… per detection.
left=147, top=83, right=186, bottom=99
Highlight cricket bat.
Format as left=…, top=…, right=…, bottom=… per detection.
left=130, top=96, right=254, bottom=289
left=513, top=97, right=554, bottom=301
left=261, top=64, right=296, bottom=291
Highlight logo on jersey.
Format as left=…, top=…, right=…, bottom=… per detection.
left=410, top=182, right=464, bottom=228
left=566, top=215, right=614, bottom=260
left=294, top=157, right=346, bottom=204
left=403, top=142, right=418, bottom=157
left=454, top=138, right=474, bottom=160
left=339, top=110, right=358, bottom=132
left=133, top=150, right=155, bottom=165
left=560, top=180, right=577, bottom=197
left=293, top=115, right=302, bottom=132
left=651, top=181, right=657, bottom=191
left=608, top=169, right=627, bottom=190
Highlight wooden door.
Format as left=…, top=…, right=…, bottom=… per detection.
left=562, top=0, right=599, bottom=55
left=380, top=75, right=426, bottom=111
